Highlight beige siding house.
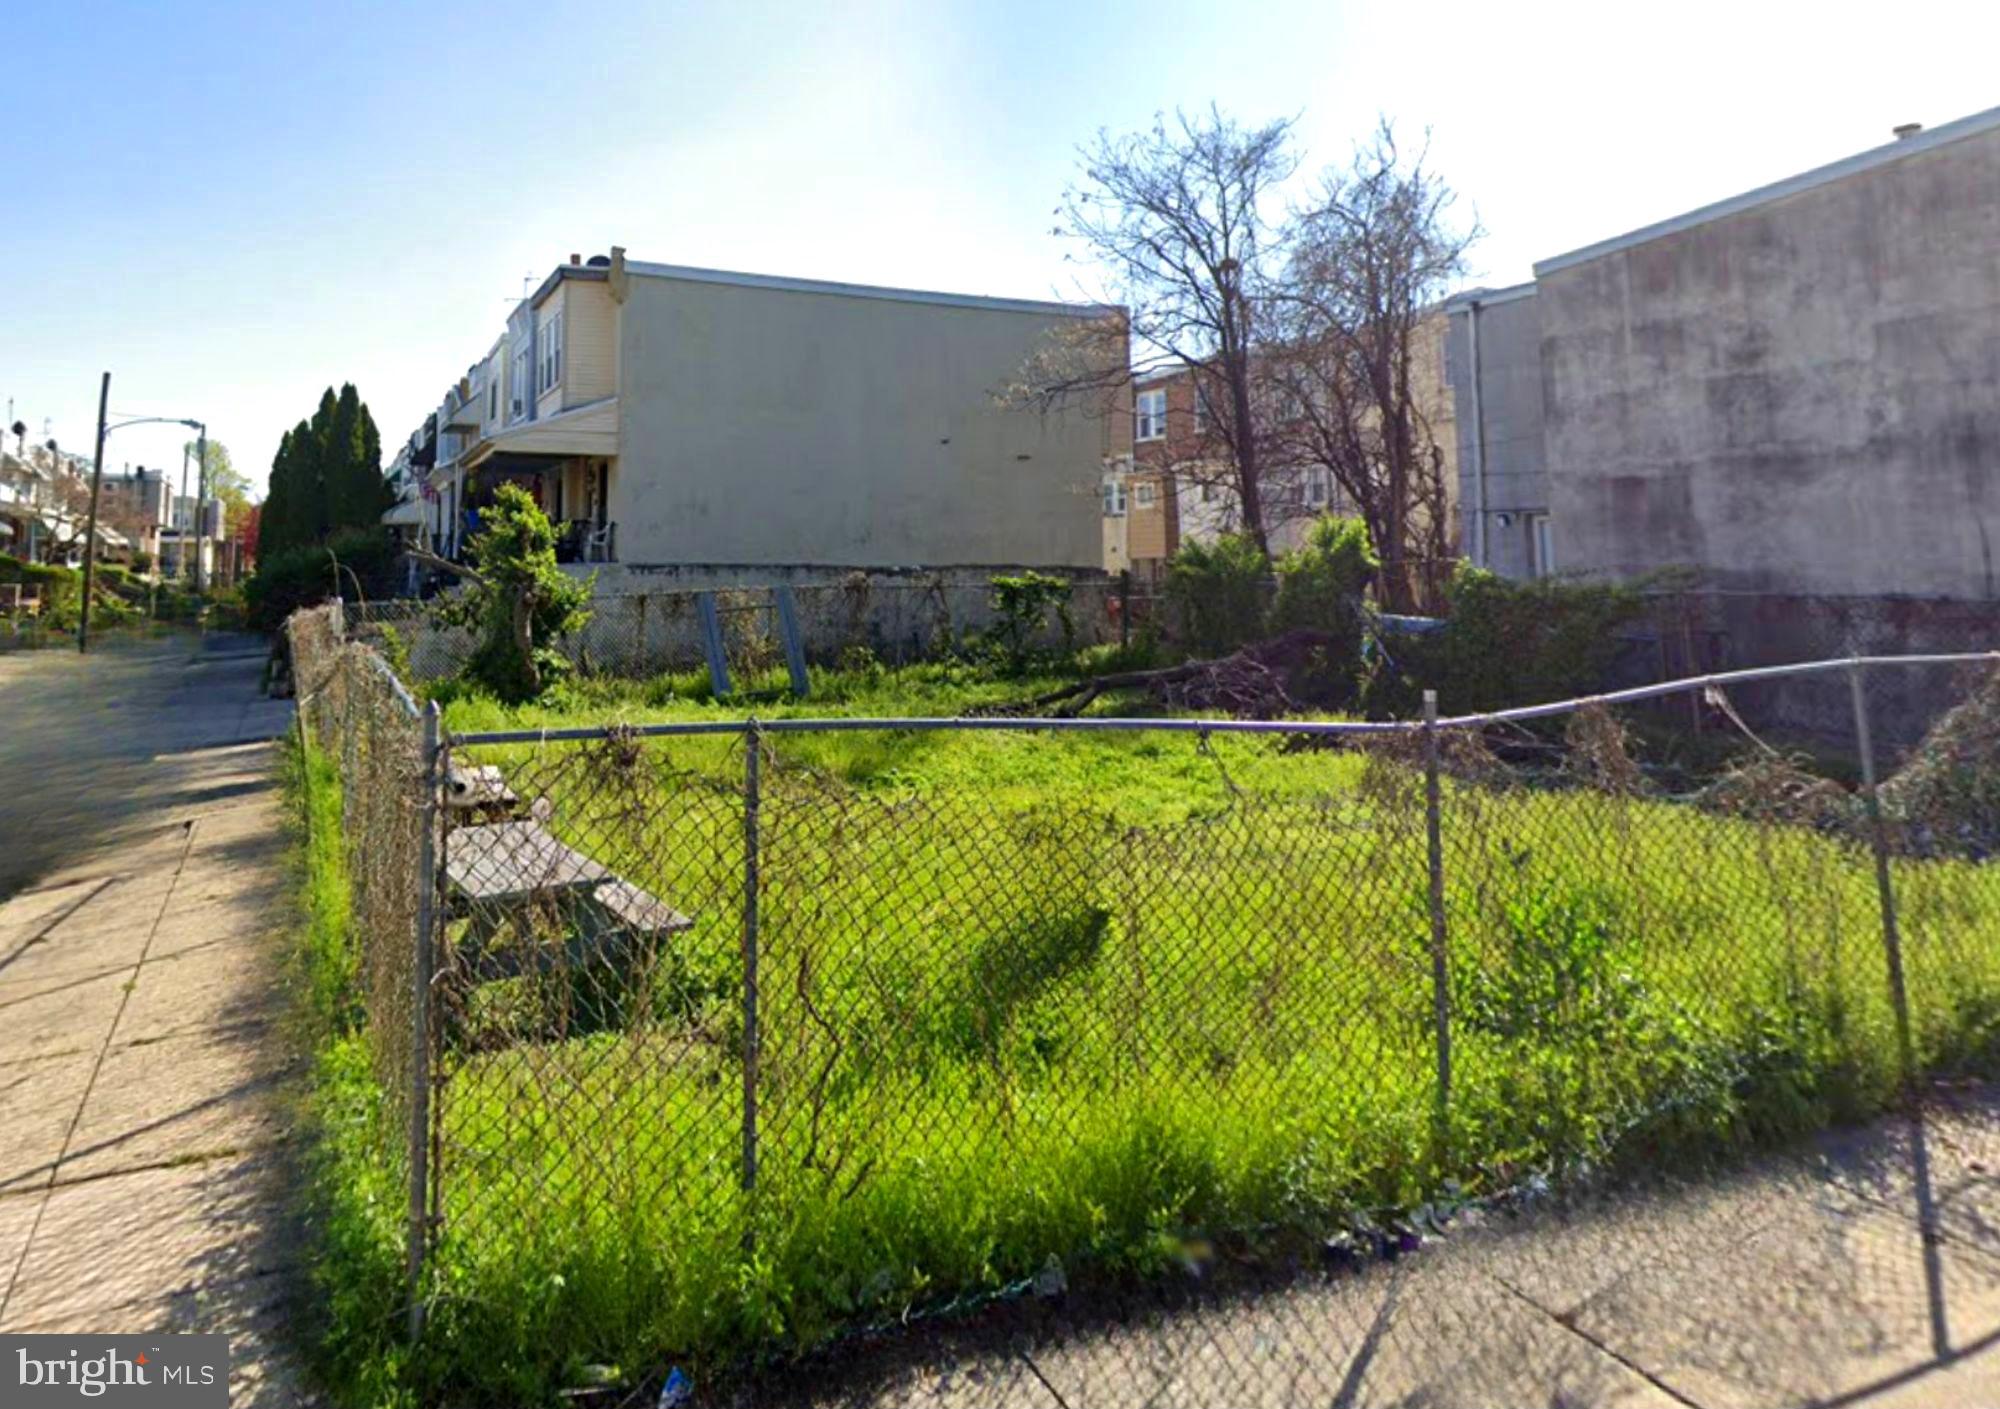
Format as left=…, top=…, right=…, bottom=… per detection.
left=413, top=250, right=1125, bottom=582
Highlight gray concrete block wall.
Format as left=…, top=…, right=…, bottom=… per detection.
left=1537, top=123, right=2000, bottom=600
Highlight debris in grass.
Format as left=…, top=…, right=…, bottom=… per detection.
left=1033, top=1254, right=1067, bottom=1299
left=657, top=1365, right=692, bottom=1407
left=1321, top=1231, right=1364, bottom=1269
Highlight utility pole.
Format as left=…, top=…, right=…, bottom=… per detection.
left=193, top=424, right=209, bottom=593
left=178, top=442, right=193, bottom=584
left=78, top=372, right=111, bottom=654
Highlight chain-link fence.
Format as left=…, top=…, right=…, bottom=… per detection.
left=290, top=600, right=437, bottom=1334
left=287, top=600, right=2000, bottom=1398
left=347, top=575, right=1164, bottom=687
left=1619, top=590, right=2000, bottom=749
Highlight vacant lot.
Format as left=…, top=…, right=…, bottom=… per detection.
left=314, top=663, right=2000, bottom=1399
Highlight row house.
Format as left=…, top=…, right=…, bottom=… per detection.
left=1103, top=319, right=1458, bottom=584
left=0, top=441, right=130, bottom=566
left=392, top=249, right=1126, bottom=587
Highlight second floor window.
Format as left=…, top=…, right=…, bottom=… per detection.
left=1134, top=481, right=1157, bottom=508
left=1192, top=393, right=1211, bottom=435
left=511, top=348, right=531, bottom=417
left=1136, top=389, right=1167, bottom=442
left=488, top=377, right=499, bottom=421
left=1102, top=477, right=1127, bottom=517
left=539, top=312, right=564, bottom=393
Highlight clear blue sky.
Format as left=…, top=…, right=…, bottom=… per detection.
left=6, top=0, right=1998, bottom=494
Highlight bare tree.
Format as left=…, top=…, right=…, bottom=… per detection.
left=1266, top=122, right=1478, bottom=611
left=1016, top=107, right=1299, bottom=556
left=37, top=471, right=97, bottom=566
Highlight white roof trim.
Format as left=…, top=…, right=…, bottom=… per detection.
left=1534, top=103, right=2000, bottom=277
left=1443, top=281, right=1538, bottom=312
left=624, top=260, right=1118, bottom=319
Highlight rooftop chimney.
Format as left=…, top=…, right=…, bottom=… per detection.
left=569, top=252, right=582, bottom=265
left=1893, top=122, right=1923, bottom=141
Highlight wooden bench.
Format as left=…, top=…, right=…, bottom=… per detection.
left=442, top=820, right=693, bottom=984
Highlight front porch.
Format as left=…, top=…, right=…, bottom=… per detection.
left=464, top=399, right=620, bottom=564
left=467, top=451, right=619, bottom=564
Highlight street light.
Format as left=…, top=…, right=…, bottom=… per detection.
left=77, top=371, right=205, bottom=653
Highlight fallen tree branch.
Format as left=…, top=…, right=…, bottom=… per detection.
left=980, top=629, right=1348, bottom=718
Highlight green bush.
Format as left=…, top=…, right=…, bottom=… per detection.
left=0, top=556, right=82, bottom=627
left=1270, top=516, right=1378, bottom=706
left=984, top=571, right=1074, bottom=673
left=1270, top=516, right=1376, bottom=633
left=1165, top=532, right=1270, bottom=657
left=1379, top=564, right=1644, bottom=713
left=436, top=484, right=592, bottom=702
left=243, top=528, right=399, bottom=634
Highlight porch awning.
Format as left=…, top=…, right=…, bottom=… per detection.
left=464, top=398, right=619, bottom=469
left=382, top=497, right=425, bottom=527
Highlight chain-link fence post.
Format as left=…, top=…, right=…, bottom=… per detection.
left=1118, top=569, right=1131, bottom=651
left=294, top=695, right=313, bottom=847
left=407, top=699, right=441, bottom=1342
left=1847, top=657, right=1948, bottom=1355
left=1422, top=689, right=1452, bottom=1163
left=740, top=721, right=762, bottom=1213
left=1847, top=661, right=1917, bottom=1086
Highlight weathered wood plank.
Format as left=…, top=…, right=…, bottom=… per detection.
left=444, top=821, right=612, bottom=903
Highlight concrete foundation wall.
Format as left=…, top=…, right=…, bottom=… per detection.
left=1538, top=124, right=2000, bottom=599
left=612, top=274, right=1110, bottom=571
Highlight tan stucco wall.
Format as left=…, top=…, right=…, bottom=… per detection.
left=611, top=274, right=1108, bottom=569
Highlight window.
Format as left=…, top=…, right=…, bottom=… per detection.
left=1192, top=392, right=1210, bottom=435
left=488, top=377, right=498, bottom=421
left=1135, top=389, right=1167, bottom=441
left=538, top=311, right=564, bottom=393
left=1134, top=480, right=1158, bottom=508
left=1102, top=476, right=1127, bottom=517
left=1200, top=480, right=1218, bottom=505
left=1306, top=469, right=1330, bottom=508
left=511, top=347, right=531, bottom=418
left=1529, top=513, right=1556, bottom=577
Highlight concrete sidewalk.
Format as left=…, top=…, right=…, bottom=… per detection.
left=0, top=638, right=303, bottom=1405
left=785, top=1097, right=2000, bottom=1409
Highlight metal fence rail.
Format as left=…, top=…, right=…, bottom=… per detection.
left=284, top=599, right=2000, bottom=1374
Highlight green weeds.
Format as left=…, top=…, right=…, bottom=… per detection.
left=285, top=667, right=2000, bottom=1404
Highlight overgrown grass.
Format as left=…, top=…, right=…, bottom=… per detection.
left=281, top=738, right=418, bottom=1407
left=297, top=664, right=2000, bottom=1404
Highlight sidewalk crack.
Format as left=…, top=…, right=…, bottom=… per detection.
left=1487, top=1272, right=1710, bottom=1409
